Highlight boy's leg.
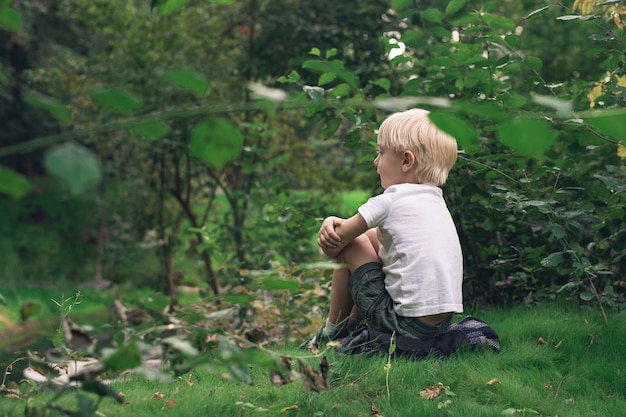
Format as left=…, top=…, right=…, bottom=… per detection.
left=304, top=231, right=379, bottom=348
left=329, top=229, right=380, bottom=325
left=327, top=267, right=353, bottom=326
left=337, top=230, right=380, bottom=273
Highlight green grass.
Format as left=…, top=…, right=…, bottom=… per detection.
left=1, top=302, right=624, bottom=417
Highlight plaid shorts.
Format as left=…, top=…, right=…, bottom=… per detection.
left=348, top=262, right=452, bottom=340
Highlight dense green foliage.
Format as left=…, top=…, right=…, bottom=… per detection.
left=1, top=1, right=626, bottom=305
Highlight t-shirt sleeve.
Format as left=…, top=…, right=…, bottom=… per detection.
left=358, top=194, right=390, bottom=228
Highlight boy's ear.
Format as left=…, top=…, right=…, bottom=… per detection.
left=402, top=150, right=416, bottom=172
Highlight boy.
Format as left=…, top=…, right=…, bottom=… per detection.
left=306, top=108, right=463, bottom=348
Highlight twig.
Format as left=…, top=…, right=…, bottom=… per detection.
left=554, top=333, right=596, bottom=399
left=1, top=357, right=26, bottom=389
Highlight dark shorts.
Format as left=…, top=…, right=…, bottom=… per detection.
left=349, top=262, right=452, bottom=340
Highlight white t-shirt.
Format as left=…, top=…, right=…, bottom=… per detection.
left=358, top=183, right=463, bottom=317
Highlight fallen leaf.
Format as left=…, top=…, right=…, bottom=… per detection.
left=270, top=356, right=294, bottom=387
left=486, top=378, right=501, bottom=385
left=164, top=399, right=176, bottom=408
left=298, top=357, right=329, bottom=392
left=280, top=405, right=299, bottom=412
left=185, top=374, right=193, bottom=386
left=537, top=337, right=545, bottom=344
left=419, top=382, right=449, bottom=399
left=544, top=382, right=553, bottom=390
left=153, top=392, right=164, bottom=399
left=371, top=400, right=384, bottom=417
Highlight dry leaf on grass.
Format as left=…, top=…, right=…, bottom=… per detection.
left=419, top=382, right=449, bottom=399
left=280, top=404, right=299, bottom=412
left=298, top=357, right=329, bottom=392
left=370, top=400, right=384, bottom=417
left=486, top=378, right=501, bottom=385
left=270, top=356, right=294, bottom=387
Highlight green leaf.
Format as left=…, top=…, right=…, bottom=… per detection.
left=0, top=7, right=21, bottom=31
left=523, top=56, right=543, bottom=71
left=531, top=95, right=572, bottom=114
left=482, top=13, right=516, bottom=31
left=445, top=0, right=467, bottom=16
left=524, top=6, right=551, bottom=20
left=303, top=85, right=325, bottom=101
left=89, top=87, right=144, bottom=113
left=331, top=83, right=350, bottom=98
left=261, top=278, right=300, bottom=293
left=429, top=111, right=478, bottom=150
left=22, top=94, right=71, bottom=125
left=392, top=0, right=412, bottom=11
left=190, top=118, right=243, bottom=169
left=497, top=118, right=557, bottom=159
left=302, top=59, right=359, bottom=87
left=44, top=143, right=102, bottom=194
left=557, top=14, right=599, bottom=21
left=161, top=69, right=210, bottom=96
left=103, top=343, right=142, bottom=372
left=159, top=0, right=187, bottom=15
left=588, top=34, right=615, bottom=41
left=325, top=48, right=338, bottom=59
left=371, top=78, right=391, bottom=91
left=309, top=47, right=321, bottom=56
left=0, top=165, right=32, bottom=198
left=128, top=121, right=170, bottom=141
left=584, top=109, right=626, bottom=144
left=318, top=72, right=336, bottom=86
left=162, top=336, right=199, bottom=357
left=550, top=224, right=567, bottom=239
left=541, top=252, right=563, bottom=268
left=422, top=8, right=443, bottom=24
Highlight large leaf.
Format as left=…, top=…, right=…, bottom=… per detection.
left=103, top=343, right=142, bottom=372
left=429, top=111, right=478, bottom=151
left=43, top=143, right=102, bottom=193
left=444, top=0, right=467, bottom=16
left=128, top=121, right=170, bottom=141
left=23, top=94, right=71, bottom=125
left=161, top=69, right=210, bottom=96
left=0, top=165, right=32, bottom=198
left=497, top=118, right=557, bottom=159
left=159, top=0, right=187, bottom=15
left=0, top=7, right=21, bottom=31
left=584, top=109, right=626, bottom=145
left=89, top=87, right=144, bottom=113
left=190, top=118, right=243, bottom=169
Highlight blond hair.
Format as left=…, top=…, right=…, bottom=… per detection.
left=378, top=108, right=458, bottom=185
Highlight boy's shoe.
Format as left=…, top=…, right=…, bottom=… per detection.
left=299, top=326, right=352, bottom=350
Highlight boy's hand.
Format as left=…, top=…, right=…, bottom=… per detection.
left=317, top=216, right=343, bottom=250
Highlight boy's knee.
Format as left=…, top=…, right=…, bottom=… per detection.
left=338, top=234, right=379, bottom=270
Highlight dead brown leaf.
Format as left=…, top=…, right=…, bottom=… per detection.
left=270, top=356, right=294, bottom=387
left=419, top=382, right=449, bottom=400
left=185, top=374, right=193, bottom=386
left=371, top=400, right=384, bottom=417
left=298, top=357, right=329, bottom=392
left=164, top=399, right=176, bottom=409
left=280, top=405, right=299, bottom=412
left=153, top=392, right=164, bottom=399
left=486, top=378, right=501, bottom=385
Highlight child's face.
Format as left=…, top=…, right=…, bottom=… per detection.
left=374, top=137, right=406, bottom=189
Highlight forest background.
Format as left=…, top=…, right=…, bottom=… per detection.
left=1, top=0, right=626, bottom=334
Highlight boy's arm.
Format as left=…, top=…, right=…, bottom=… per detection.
left=317, top=213, right=369, bottom=259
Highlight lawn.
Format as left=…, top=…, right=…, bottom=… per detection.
left=1, top=299, right=624, bottom=417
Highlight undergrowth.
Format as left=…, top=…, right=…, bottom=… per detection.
left=1, top=302, right=623, bottom=417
